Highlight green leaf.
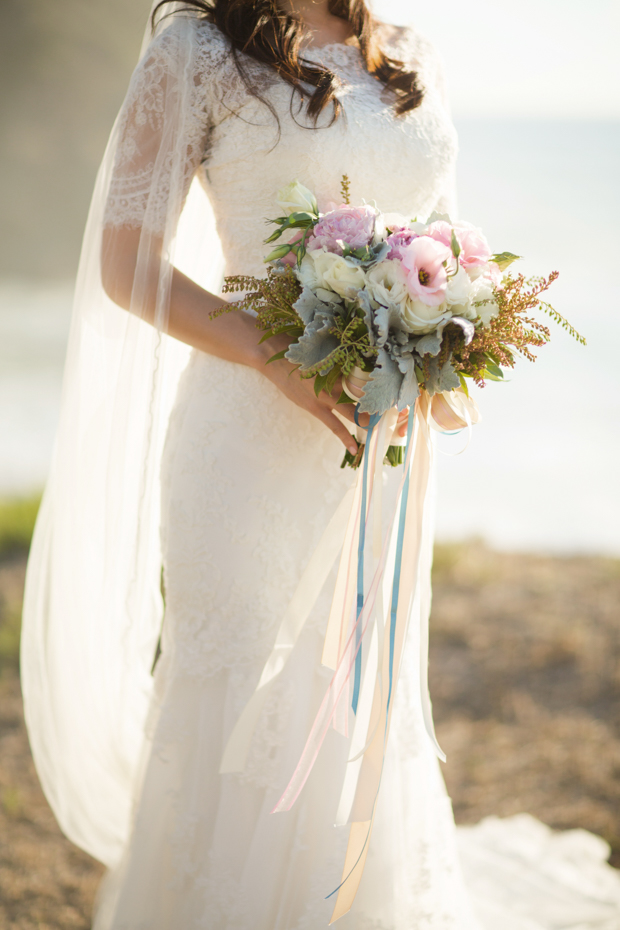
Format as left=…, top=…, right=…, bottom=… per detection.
left=336, top=391, right=355, bottom=405
left=457, top=373, right=469, bottom=396
left=490, top=251, right=522, bottom=271
left=324, top=364, right=341, bottom=396
left=266, top=349, right=289, bottom=364
left=481, top=368, right=506, bottom=382
left=314, top=372, right=328, bottom=397
left=483, top=358, right=504, bottom=379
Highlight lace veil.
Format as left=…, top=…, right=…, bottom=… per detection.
left=21, top=3, right=222, bottom=867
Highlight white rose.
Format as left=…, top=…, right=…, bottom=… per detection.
left=471, top=276, right=500, bottom=327
left=445, top=265, right=475, bottom=318
left=276, top=180, right=318, bottom=216
left=366, top=260, right=409, bottom=308
left=401, top=299, right=452, bottom=335
left=312, top=250, right=367, bottom=299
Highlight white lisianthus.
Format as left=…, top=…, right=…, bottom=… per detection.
left=276, top=180, right=318, bottom=216
left=471, top=276, right=500, bottom=327
left=445, top=265, right=475, bottom=318
left=311, top=250, right=367, bottom=299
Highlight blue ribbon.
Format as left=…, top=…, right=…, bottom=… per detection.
left=351, top=409, right=380, bottom=715
left=385, top=405, right=415, bottom=719
left=326, top=404, right=416, bottom=902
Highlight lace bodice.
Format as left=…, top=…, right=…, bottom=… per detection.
left=104, top=18, right=458, bottom=279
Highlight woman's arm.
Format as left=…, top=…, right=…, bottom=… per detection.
left=101, top=226, right=361, bottom=454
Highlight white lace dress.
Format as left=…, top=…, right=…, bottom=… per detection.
left=94, top=20, right=620, bottom=930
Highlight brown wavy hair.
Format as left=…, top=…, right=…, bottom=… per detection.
left=152, top=0, right=423, bottom=124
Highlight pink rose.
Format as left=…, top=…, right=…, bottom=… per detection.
left=427, top=220, right=493, bottom=273
left=307, top=204, right=376, bottom=255
left=385, top=227, right=419, bottom=260
left=426, top=220, right=453, bottom=249
left=400, top=236, right=451, bottom=306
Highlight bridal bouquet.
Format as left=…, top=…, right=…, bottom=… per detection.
left=218, top=182, right=585, bottom=917
left=220, top=177, right=584, bottom=467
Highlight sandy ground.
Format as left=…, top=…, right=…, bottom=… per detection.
left=1, top=543, right=619, bottom=928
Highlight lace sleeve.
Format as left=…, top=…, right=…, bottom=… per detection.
left=103, top=22, right=213, bottom=234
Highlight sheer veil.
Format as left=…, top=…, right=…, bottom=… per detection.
left=21, top=3, right=222, bottom=867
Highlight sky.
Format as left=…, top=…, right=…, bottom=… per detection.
left=373, top=0, right=620, bottom=119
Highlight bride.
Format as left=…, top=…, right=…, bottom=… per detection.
left=21, top=0, right=620, bottom=928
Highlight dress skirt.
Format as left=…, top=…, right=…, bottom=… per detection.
left=92, top=348, right=480, bottom=930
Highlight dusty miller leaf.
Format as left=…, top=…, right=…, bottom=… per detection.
left=357, top=347, right=402, bottom=415
left=396, top=354, right=420, bottom=409
left=415, top=332, right=442, bottom=357
left=292, top=287, right=334, bottom=326
left=285, top=310, right=339, bottom=372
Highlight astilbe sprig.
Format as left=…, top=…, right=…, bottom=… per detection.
left=452, top=271, right=584, bottom=386
left=216, top=268, right=377, bottom=383
left=215, top=267, right=305, bottom=345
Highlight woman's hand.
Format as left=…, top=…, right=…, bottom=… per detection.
left=261, top=351, right=361, bottom=455
left=256, top=334, right=411, bottom=450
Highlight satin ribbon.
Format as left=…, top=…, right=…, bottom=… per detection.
left=352, top=409, right=381, bottom=715
left=220, top=386, right=479, bottom=920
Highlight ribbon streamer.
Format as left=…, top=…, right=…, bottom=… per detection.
left=220, top=386, right=480, bottom=920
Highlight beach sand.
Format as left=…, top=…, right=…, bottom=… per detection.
left=1, top=543, right=619, bottom=928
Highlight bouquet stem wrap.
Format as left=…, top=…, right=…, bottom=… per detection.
left=220, top=390, right=472, bottom=920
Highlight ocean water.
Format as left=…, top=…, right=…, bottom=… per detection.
left=1, top=120, right=618, bottom=554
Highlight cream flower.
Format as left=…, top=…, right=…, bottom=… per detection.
left=366, top=260, right=410, bottom=307
left=400, top=299, right=452, bottom=335
left=310, top=250, right=367, bottom=299
left=297, top=252, right=320, bottom=291
left=471, top=276, right=500, bottom=327
left=445, top=265, right=475, bottom=318
left=367, top=259, right=451, bottom=334
left=276, top=180, right=318, bottom=216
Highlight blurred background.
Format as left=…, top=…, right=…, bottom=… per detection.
left=0, top=0, right=619, bottom=927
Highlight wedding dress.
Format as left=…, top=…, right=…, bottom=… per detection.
left=21, top=11, right=620, bottom=930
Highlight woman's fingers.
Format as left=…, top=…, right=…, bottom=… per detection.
left=315, top=406, right=358, bottom=454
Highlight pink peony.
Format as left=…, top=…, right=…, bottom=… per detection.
left=400, top=236, right=451, bottom=306
left=385, top=227, right=419, bottom=260
left=427, top=220, right=493, bottom=273
left=307, top=204, right=376, bottom=254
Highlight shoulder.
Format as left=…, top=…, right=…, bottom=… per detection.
left=375, top=22, right=448, bottom=93
left=140, top=16, right=231, bottom=73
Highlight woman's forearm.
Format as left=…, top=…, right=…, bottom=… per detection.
left=101, top=226, right=269, bottom=371
left=166, top=265, right=271, bottom=370
left=100, top=225, right=359, bottom=451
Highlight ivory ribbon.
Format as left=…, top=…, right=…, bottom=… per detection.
left=328, top=399, right=438, bottom=923
left=220, top=383, right=476, bottom=920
